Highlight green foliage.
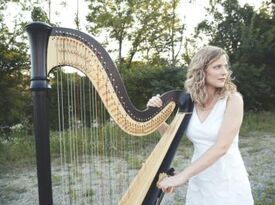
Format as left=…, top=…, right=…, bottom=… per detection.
left=86, top=0, right=184, bottom=68
left=0, top=74, right=31, bottom=129
left=120, top=60, right=186, bottom=109
left=0, top=2, right=31, bottom=137
left=48, top=69, right=109, bottom=131
left=31, top=6, right=50, bottom=23
left=196, top=0, right=275, bottom=111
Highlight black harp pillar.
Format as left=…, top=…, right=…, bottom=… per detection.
left=143, top=92, right=193, bottom=205
left=26, top=22, right=53, bottom=205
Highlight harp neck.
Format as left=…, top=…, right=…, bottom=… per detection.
left=27, top=22, right=187, bottom=136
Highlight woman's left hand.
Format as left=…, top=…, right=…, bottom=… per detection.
left=157, top=175, right=183, bottom=193
left=157, top=171, right=188, bottom=193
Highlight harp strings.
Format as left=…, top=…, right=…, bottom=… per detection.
left=56, top=68, right=67, bottom=204
left=48, top=35, right=176, bottom=136
left=52, top=66, right=160, bottom=204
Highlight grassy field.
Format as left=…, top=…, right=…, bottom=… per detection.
left=241, top=111, right=275, bottom=135
left=0, top=111, right=274, bottom=204
left=1, top=111, right=274, bottom=165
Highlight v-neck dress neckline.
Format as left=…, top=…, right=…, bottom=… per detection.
left=194, top=99, right=221, bottom=124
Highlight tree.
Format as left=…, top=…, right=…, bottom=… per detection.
left=120, top=57, right=186, bottom=109
left=86, top=0, right=184, bottom=69
left=0, top=1, right=31, bottom=136
left=31, top=6, right=50, bottom=23
left=196, top=0, right=275, bottom=111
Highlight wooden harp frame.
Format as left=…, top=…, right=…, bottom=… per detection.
left=26, top=22, right=193, bottom=205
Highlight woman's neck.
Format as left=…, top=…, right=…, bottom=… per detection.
left=197, top=87, right=219, bottom=111
left=206, top=87, right=218, bottom=102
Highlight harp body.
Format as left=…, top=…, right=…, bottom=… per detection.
left=26, top=22, right=193, bottom=205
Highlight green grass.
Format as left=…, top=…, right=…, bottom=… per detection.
left=241, top=111, right=275, bottom=136
left=51, top=174, right=62, bottom=185
left=0, top=112, right=275, bottom=168
left=83, top=187, right=94, bottom=198
left=0, top=185, right=27, bottom=201
left=127, top=154, right=144, bottom=169
left=0, top=111, right=274, bottom=204
left=0, top=131, right=36, bottom=170
left=254, top=181, right=275, bottom=205
left=1, top=111, right=274, bottom=168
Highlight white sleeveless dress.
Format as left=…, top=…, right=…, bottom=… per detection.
left=185, top=97, right=254, bottom=205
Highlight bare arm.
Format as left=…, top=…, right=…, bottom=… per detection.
left=158, top=92, right=244, bottom=190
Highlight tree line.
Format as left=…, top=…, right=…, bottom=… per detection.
left=0, top=0, right=274, bottom=138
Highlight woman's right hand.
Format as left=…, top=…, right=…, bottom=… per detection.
left=147, top=94, right=168, bottom=135
left=146, top=94, right=163, bottom=108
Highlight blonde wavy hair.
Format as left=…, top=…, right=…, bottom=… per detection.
left=184, top=46, right=236, bottom=106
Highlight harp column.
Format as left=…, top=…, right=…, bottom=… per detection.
left=26, top=22, right=53, bottom=205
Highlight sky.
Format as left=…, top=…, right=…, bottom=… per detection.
left=4, top=0, right=265, bottom=63
left=43, top=0, right=264, bottom=34
left=35, top=0, right=263, bottom=61
left=4, top=0, right=263, bottom=34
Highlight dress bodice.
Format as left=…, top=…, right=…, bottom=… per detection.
left=184, top=96, right=254, bottom=205
left=186, top=97, right=239, bottom=161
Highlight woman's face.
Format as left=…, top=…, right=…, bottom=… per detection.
left=205, top=55, right=229, bottom=89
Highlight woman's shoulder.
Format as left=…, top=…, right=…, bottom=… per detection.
left=226, top=91, right=243, bottom=108
left=227, top=91, right=243, bottom=100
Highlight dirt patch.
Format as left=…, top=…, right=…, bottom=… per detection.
left=0, top=134, right=274, bottom=205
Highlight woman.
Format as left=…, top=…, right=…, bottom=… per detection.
left=147, top=46, right=254, bottom=204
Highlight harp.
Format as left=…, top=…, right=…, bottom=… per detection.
left=26, top=22, right=193, bottom=205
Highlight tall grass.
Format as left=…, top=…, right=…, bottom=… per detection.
left=0, top=122, right=160, bottom=169
left=0, top=112, right=274, bottom=204
left=240, top=111, right=275, bottom=136
left=50, top=123, right=160, bottom=160
left=0, top=130, right=36, bottom=170
left=1, top=111, right=274, bottom=168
